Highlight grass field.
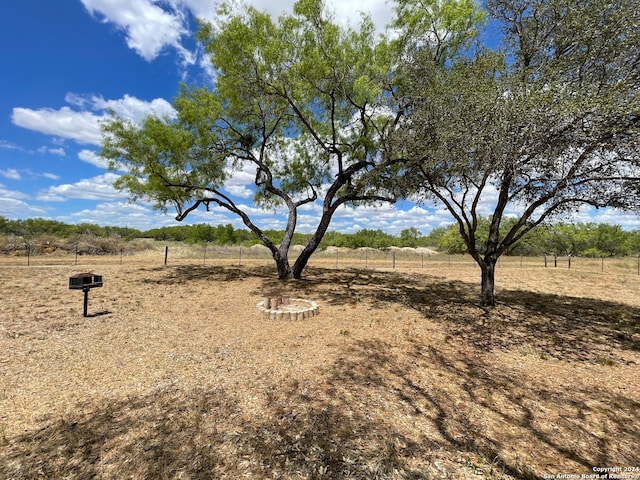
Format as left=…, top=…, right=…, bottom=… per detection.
left=1, top=249, right=639, bottom=479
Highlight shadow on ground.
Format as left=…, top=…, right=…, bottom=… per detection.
left=259, top=266, right=640, bottom=364
left=0, top=375, right=463, bottom=479
left=8, top=266, right=634, bottom=478
left=140, top=264, right=266, bottom=284
left=2, top=337, right=639, bottom=479
left=143, top=264, right=639, bottom=363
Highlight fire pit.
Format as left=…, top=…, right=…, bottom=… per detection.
left=257, top=295, right=319, bottom=320
left=69, top=272, right=103, bottom=317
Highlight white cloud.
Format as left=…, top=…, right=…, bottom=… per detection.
left=225, top=184, right=254, bottom=199
left=64, top=201, right=173, bottom=230
left=0, top=140, right=23, bottom=151
left=0, top=183, right=28, bottom=199
left=0, top=169, right=21, bottom=180
left=0, top=198, right=47, bottom=217
left=65, top=93, right=176, bottom=123
left=0, top=169, right=62, bottom=182
left=11, top=94, right=176, bottom=146
left=42, top=172, right=61, bottom=180
left=224, top=161, right=257, bottom=199
left=328, top=203, right=454, bottom=235
left=12, top=107, right=104, bottom=145
left=80, top=0, right=191, bottom=63
left=78, top=149, right=111, bottom=170
left=37, top=146, right=66, bottom=156
left=178, top=0, right=218, bottom=22
left=78, top=149, right=130, bottom=173
left=37, top=173, right=125, bottom=202
left=0, top=184, right=47, bottom=217
left=571, top=205, right=640, bottom=230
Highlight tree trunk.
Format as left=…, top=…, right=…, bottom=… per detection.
left=292, top=247, right=313, bottom=279
left=292, top=238, right=326, bottom=279
left=291, top=205, right=336, bottom=279
left=273, top=251, right=293, bottom=279
left=480, top=258, right=497, bottom=306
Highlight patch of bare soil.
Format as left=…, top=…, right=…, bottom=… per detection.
left=0, top=258, right=639, bottom=479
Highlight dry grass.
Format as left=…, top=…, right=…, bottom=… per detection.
left=0, top=253, right=639, bottom=479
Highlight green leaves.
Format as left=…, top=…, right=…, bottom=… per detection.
left=100, top=0, right=415, bottom=278
left=391, top=0, right=485, bottom=63
left=392, top=0, right=640, bottom=302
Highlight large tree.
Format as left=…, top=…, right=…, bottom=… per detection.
left=102, top=0, right=402, bottom=279
left=392, top=0, right=640, bottom=305
left=101, top=0, right=483, bottom=280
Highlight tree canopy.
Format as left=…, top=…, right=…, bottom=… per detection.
left=392, top=0, right=640, bottom=304
left=102, top=0, right=394, bottom=279
left=101, top=0, right=482, bottom=279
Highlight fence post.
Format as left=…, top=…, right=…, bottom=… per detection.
left=554, top=254, right=557, bottom=268
left=544, top=254, right=547, bottom=268
left=239, top=247, right=242, bottom=266
left=601, top=257, right=604, bottom=273
left=335, top=249, right=338, bottom=268
left=164, top=246, right=169, bottom=265
left=120, top=247, right=124, bottom=265
left=75, top=242, right=79, bottom=265
left=365, top=249, right=368, bottom=269
left=421, top=252, right=424, bottom=268
left=568, top=254, right=571, bottom=269
left=392, top=250, right=396, bottom=269
left=203, top=245, right=207, bottom=265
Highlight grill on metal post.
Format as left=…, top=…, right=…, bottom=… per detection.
left=69, top=273, right=103, bottom=317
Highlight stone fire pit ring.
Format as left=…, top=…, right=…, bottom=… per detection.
left=257, top=295, right=319, bottom=320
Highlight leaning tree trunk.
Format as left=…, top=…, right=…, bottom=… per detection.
left=292, top=246, right=314, bottom=280
left=479, top=258, right=497, bottom=306
left=291, top=205, right=335, bottom=279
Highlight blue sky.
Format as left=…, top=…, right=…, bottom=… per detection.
left=1, top=1, right=639, bottom=234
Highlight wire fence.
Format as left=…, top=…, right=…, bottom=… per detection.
left=2, top=244, right=640, bottom=277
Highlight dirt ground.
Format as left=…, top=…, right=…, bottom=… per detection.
left=1, top=255, right=639, bottom=479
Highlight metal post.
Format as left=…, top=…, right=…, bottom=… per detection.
left=27, top=245, right=30, bottom=266
left=75, top=243, right=78, bottom=265
left=601, top=257, right=604, bottom=273
left=83, top=287, right=89, bottom=317
left=120, top=247, right=123, bottom=265
left=554, top=255, right=557, bottom=268
left=392, top=251, right=396, bottom=269
left=164, top=246, right=169, bottom=265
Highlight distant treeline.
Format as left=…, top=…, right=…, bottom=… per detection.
left=2, top=216, right=640, bottom=257
left=0, top=217, right=141, bottom=241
